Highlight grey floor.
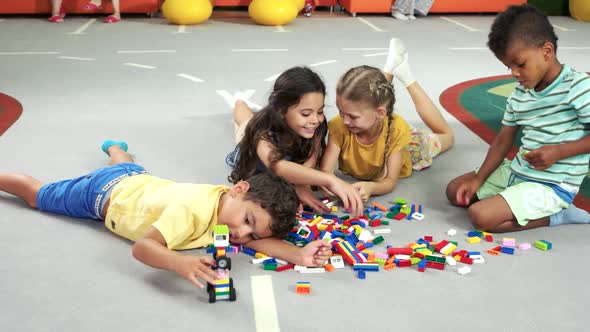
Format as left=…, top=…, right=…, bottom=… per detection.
left=1, top=12, right=589, bottom=332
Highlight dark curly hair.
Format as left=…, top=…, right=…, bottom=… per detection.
left=243, top=172, right=299, bottom=239
left=488, top=4, right=558, bottom=58
left=228, top=66, right=327, bottom=184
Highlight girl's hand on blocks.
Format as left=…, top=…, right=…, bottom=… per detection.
left=298, top=240, right=332, bottom=267
left=522, top=146, right=560, bottom=171
left=327, top=177, right=363, bottom=217
left=295, top=185, right=330, bottom=214
left=455, top=177, right=482, bottom=206
left=352, top=182, right=373, bottom=202
left=173, top=255, right=218, bottom=289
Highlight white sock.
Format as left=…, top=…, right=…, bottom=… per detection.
left=392, top=11, right=408, bottom=20
left=408, top=15, right=416, bottom=20
left=383, top=38, right=416, bottom=87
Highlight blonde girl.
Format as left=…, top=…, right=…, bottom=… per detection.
left=321, top=39, right=454, bottom=201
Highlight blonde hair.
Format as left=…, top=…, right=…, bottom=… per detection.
left=336, top=65, right=396, bottom=178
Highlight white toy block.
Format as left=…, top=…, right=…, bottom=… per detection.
left=457, top=266, right=471, bottom=275
left=411, top=212, right=424, bottom=220
left=373, top=228, right=391, bottom=234
left=470, top=255, right=485, bottom=264
left=330, top=256, right=345, bottom=269
left=447, top=229, right=457, bottom=236
left=446, top=256, right=457, bottom=266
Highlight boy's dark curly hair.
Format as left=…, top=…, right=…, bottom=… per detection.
left=488, top=4, right=558, bottom=58
left=243, top=172, right=299, bottom=239
left=228, top=66, right=327, bottom=184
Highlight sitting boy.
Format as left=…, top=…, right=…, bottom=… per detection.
left=0, top=141, right=331, bottom=288
left=446, top=4, right=590, bottom=232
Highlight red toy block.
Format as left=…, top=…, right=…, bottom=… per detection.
left=393, top=213, right=407, bottom=220
left=369, top=219, right=382, bottom=227
left=485, top=234, right=494, bottom=242
left=276, top=264, right=295, bottom=272
left=387, top=247, right=413, bottom=256
left=424, top=236, right=433, bottom=242
left=460, top=257, right=474, bottom=265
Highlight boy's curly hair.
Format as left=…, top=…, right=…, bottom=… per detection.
left=488, top=4, right=558, bottom=58
left=243, top=172, right=299, bottom=239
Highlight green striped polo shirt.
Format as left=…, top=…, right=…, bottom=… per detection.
left=503, top=64, right=590, bottom=193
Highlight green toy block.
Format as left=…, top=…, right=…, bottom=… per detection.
left=373, top=236, right=384, bottom=245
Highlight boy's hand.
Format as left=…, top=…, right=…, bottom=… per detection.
left=523, top=146, right=561, bottom=170
left=173, top=255, right=219, bottom=289
left=352, top=181, right=373, bottom=202
left=295, top=185, right=330, bottom=214
left=298, top=240, right=332, bottom=267
left=456, top=177, right=482, bottom=206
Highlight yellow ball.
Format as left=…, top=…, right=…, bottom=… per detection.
left=570, top=0, right=590, bottom=22
left=293, top=0, right=305, bottom=12
left=249, top=0, right=298, bottom=26
left=162, top=0, right=213, bottom=25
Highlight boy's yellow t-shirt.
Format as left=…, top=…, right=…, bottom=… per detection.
left=328, top=114, right=412, bottom=181
left=104, top=174, right=229, bottom=250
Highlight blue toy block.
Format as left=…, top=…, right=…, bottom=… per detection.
left=370, top=213, right=382, bottom=220
left=321, top=214, right=338, bottom=220
left=418, top=260, right=427, bottom=269
left=332, top=231, right=345, bottom=238
left=468, top=251, right=481, bottom=256
left=418, top=205, right=422, bottom=213
left=364, top=242, right=374, bottom=249
left=539, top=240, right=553, bottom=250
left=353, top=263, right=379, bottom=272
left=243, top=247, right=257, bottom=256
left=500, top=247, right=515, bottom=255
left=357, top=270, right=366, bottom=279
left=417, top=239, right=429, bottom=246
left=467, top=231, right=480, bottom=238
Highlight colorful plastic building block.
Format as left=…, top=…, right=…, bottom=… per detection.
left=518, top=243, right=532, bottom=250
left=500, top=247, right=515, bottom=255
left=296, top=281, right=311, bottom=294
left=502, top=237, right=516, bottom=247
left=457, top=266, right=471, bottom=275
left=447, top=229, right=457, bottom=236
left=534, top=240, right=552, bottom=251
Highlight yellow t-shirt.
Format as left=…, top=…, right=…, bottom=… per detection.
left=104, top=174, right=229, bottom=250
left=328, top=114, right=412, bottom=180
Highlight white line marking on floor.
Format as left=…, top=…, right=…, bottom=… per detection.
left=552, top=24, right=576, bottom=32
left=264, top=73, right=280, bottom=82
left=448, top=47, right=487, bottom=50
left=450, top=46, right=590, bottom=51
left=357, top=17, right=384, bottom=32
left=117, top=50, right=176, bottom=54
left=177, top=73, right=204, bottom=82
left=123, top=62, right=156, bottom=69
left=216, top=90, right=261, bottom=109
left=174, top=25, right=188, bottom=34
left=251, top=275, right=280, bottom=332
left=232, top=49, right=288, bottom=52
left=58, top=56, right=95, bottom=61
left=309, top=60, right=337, bottom=67
left=275, top=26, right=289, bottom=32
left=68, top=18, right=96, bottom=35
left=0, top=52, right=60, bottom=55
left=342, top=48, right=387, bottom=51
left=440, top=16, right=479, bottom=32
left=363, top=52, right=387, bottom=57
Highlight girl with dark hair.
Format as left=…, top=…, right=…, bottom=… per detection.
left=226, top=66, right=363, bottom=217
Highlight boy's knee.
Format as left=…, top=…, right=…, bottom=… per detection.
left=467, top=204, right=492, bottom=231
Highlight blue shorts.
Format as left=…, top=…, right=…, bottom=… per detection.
left=36, top=163, right=148, bottom=220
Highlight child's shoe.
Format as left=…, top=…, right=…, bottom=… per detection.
left=225, top=145, right=240, bottom=168
left=48, top=15, right=64, bottom=23
left=101, top=140, right=128, bottom=156
left=391, top=11, right=408, bottom=20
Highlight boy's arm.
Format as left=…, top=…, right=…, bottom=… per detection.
left=132, top=226, right=218, bottom=288
left=456, top=125, right=519, bottom=205
left=244, top=237, right=332, bottom=267
left=524, top=134, right=590, bottom=170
